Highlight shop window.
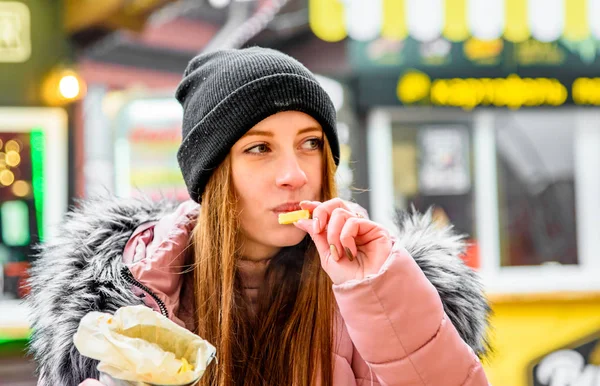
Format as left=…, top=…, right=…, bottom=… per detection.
left=391, top=124, right=478, bottom=268
left=371, top=108, right=599, bottom=292
left=495, top=115, right=578, bottom=267
left=0, top=132, right=39, bottom=300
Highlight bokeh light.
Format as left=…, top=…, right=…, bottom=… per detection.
left=58, top=75, right=80, bottom=99
left=0, top=169, right=15, bottom=186
left=5, top=140, right=21, bottom=153
left=6, top=151, right=21, bottom=167
left=11, top=180, right=30, bottom=197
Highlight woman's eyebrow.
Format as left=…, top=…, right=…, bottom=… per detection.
left=297, top=127, right=322, bottom=135
left=242, top=130, right=274, bottom=138
left=242, top=127, right=322, bottom=138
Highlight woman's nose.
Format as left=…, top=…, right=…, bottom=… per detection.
left=275, top=155, right=308, bottom=189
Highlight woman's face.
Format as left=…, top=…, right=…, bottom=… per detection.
left=231, top=111, right=324, bottom=260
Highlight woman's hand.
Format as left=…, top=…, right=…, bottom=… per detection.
left=294, top=199, right=392, bottom=285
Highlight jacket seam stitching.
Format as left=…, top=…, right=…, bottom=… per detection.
left=368, top=282, right=429, bottom=385
left=460, top=358, right=482, bottom=385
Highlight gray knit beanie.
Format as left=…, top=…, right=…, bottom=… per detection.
left=175, top=47, right=340, bottom=203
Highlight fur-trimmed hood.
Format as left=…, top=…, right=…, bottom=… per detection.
left=26, top=196, right=490, bottom=386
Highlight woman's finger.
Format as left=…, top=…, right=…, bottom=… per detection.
left=326, top=208, right=355, bottom=262
left=293, top=219, right=332, bottom=261
left=342, top=218, right=391, bottom=253
left=339, top=217, right=364, bottom=259
left=299, top=200, right=323, bottom=234
left=299, top=200, right=320, bottom=212
left=309, top=198, right=348, bottom=234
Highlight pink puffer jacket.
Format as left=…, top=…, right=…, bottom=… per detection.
left=122, top=201, right=489, bottom=385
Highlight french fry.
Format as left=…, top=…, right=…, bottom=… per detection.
left=278, top=209, right=310, bottom=224
left=178, top=357, right=194, bottom=374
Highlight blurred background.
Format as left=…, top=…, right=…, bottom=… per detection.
left=1, top=0, right=600, bottom=385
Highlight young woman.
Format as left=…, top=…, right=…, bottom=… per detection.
left=27, top=47, right=490, bottom=386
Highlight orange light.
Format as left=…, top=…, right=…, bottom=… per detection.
left=42, top=67, right=87, bottom=106
left=12, top=180, right=30, bottom=197
left=6, top=151, right=20, bottom=167
left=0, top=170, right=15, bottom=186
left=5, top=140, right=20, bottom=153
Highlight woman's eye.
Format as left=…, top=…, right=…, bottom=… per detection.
left=245, top=144, right=270, bottom=154
left=302, top=138, right=323, bottom=150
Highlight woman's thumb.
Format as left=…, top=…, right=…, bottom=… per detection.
left=294, top=219, right=329, bottom=256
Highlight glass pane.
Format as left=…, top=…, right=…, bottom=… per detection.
left=496, top=113, right=578, bottom=266
left=391, top=123, right=478, bottom=268
left=1, top=200, right=29, bottom=246
left=0, top=132, right=39, bottom=300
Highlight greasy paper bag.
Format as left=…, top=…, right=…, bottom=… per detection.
left=73, top=305, right=216, bottom=385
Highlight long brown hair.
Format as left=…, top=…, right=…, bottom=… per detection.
left=192, top=136, right=338, bottom=386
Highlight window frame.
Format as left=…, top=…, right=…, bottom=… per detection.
left=0, top=107, right=68, bottom=241
left=0, top=107, right=68, bottom=334
left=367, top=107, right=600, bottom=294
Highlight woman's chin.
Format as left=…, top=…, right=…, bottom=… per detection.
left=272, top=226, right=308, bottom=247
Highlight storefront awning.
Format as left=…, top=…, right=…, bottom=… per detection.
left=309, top=0, right=599, bottom=43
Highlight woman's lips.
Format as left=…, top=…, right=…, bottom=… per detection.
left=271, top=202, right=302, bottom=214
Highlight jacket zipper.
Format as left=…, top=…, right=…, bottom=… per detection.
left=120, top=266, right=169, bottom=318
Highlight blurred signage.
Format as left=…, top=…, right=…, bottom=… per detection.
left=417, top=126, right=471, bottom=195
left=351, top=37, right=600, bottom=71
left=127, top=126, right=187, bottom=200
left=357, top=68, right=600, bottom=109
left=115, top=98, right=189, bottom=202
left=572, top=78, right=600, bottom=105
left=0, top=1, right=31, bottom=63
left=392, top=72, right=600, bottom=109
left=351, top=35, right=600, bottom=108
left=395, top=71, right=572, bottom=109
left=529, top=332, right=600, bottom=386
left=0, top=1, right=70, bottom=106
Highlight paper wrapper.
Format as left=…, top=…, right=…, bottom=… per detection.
left=73, top=305, right=216, bottom=386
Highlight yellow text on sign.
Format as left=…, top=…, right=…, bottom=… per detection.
left=572, top=78, right=600, bottom=105
left=397, top=73, right=568, bottom=109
